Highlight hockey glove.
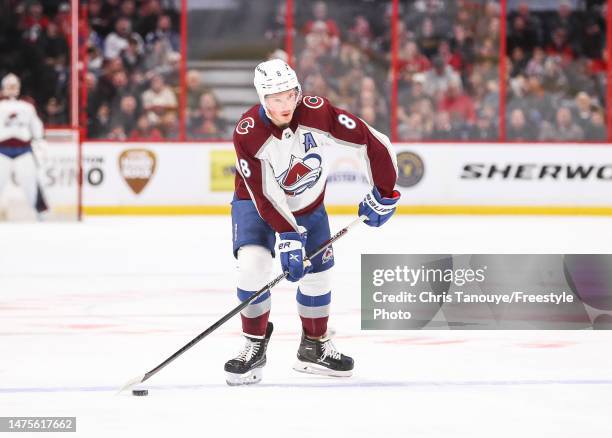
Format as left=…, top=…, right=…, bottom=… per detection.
left=278, top=228, right=312, bottom=282
left=359, top=187, right=401, bottom=227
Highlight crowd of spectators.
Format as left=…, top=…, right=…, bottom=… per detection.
left=506, top=0, right=607, bottom=141
left=289, top=0, right=608, bottom=142
left=395, top=0, right=501, bottom=140
left=185, top=69, right=231, bottom=140
left=289, top=0, right=502, bottom=140
left=0, top=0, right=72, bottom=126
left=292, top=0, right=393, bottom=134
left=85, top=0, right=181, bottom=139
left=4, top=0, right=604, bottom=142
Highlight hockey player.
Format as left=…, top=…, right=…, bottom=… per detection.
left=225, top=59, right=400, bottom=385
left=0, top=73, right=48, bottom=218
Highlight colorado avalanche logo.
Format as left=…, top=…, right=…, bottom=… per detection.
left=235, top=117, right=255, bottom=135
left=275, top=153, right=322, bottom=196
left=303, top=96, right=324, bottom=109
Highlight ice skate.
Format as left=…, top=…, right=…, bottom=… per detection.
left=224, top=322, right=273, bottom=386
left=293, top=331, right=354, bottom=377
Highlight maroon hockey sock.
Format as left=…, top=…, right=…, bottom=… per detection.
left=241, top=311, right=270, bottom=337
left=300, top=315, right=328, bottom=338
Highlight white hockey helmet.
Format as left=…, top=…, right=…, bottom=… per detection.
left=253, top=59, right=301, bottom=111
left=1, top=73, right=21, bottom=98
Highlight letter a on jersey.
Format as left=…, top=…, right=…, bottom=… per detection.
left=275, top=154, right=322, bottom=196
left=302, top=132, right=318, bottom=152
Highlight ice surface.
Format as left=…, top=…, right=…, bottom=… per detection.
left=1, top=215, right=611, bottom=437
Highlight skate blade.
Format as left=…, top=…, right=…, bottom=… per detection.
left=292, top=360, right=353, bottom=377
left=225, top=367, right=264, bottom=386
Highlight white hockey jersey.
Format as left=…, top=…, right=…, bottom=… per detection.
left=0, top=98, right=44, bottom=147
left=233, top=95, right=398, bottom=233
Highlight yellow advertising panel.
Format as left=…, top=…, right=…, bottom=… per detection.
left=210, top=149, right=236, bottom=192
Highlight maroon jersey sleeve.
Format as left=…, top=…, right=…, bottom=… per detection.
left=233, top=126, right=298, bottom=234
left=299, top=96, right=398, bottom=197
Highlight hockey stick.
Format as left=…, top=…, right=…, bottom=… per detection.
left=117, top=215, right=368, bottom=393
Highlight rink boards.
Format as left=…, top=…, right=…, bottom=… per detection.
left=40, top=142, right=612, bottom=215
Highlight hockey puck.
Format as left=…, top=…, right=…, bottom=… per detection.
left=132, top=389, right=148, bottom=396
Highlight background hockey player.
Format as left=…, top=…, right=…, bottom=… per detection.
left=0, top=73, right=48, bottom=219
left=225, top=59, right=400, bottom=385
